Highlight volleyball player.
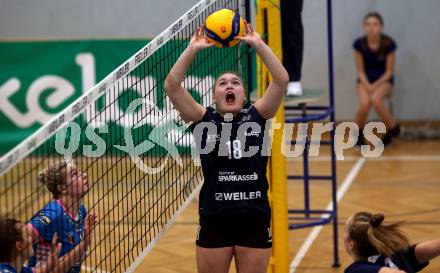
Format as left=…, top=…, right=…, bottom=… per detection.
left=165, top=23, right=288, bottom=273
left=28, top=161, right=96, bottom=273
left=0, top=218, right=60, bottom=273
left=344, top=211, right=440, bottom=273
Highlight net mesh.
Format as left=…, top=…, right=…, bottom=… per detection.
left=0, top=0, right=250, bottom=272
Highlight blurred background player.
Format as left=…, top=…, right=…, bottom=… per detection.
left=281, top=0, right=304, bottom=96
left=353, top=12, right=400, bottom=146
left=27, top=161, right=96, bottom=273
left=0, top=218, right=60, bottom=273
left=344, top=211, right=440, bottom=273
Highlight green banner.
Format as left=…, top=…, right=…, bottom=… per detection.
left=0, top=40, right=250, bottom=155
left=0, top=40, right=148, bottom=153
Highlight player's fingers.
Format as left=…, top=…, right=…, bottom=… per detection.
left=56, top=242, right=62, bottom=255
left=192, top=28, right=199, bottom=39
left=51, top=232, right=58, bottom=245
left=243, top=19, right=249, bottom=32
left=205, top=41, right=215, bottom=47
left=88, top=212, right=97, bottom=228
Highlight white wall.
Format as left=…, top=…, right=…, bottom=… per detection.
left=301, top=0, right=440, bottom=121
left=0, top=0, right=199, bottom=39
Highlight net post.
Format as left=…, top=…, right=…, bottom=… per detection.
left=256, top=1, right=289, bottom=273
left=240, top=0, right=253, bottom=101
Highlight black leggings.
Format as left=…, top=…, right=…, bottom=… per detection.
left=281, top=0, right=304, bottom=82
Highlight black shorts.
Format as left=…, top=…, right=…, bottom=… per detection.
left=196, top=215, right=272, bottom=248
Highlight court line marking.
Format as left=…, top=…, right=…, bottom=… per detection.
left=365, top=155, right=440, bottom=161
left=289, top=158, right=366, bottom=273
left=287, top=155, right=440, bottom=162
left=124, top=181, right=203, bottom=273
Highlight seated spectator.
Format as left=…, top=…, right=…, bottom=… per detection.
left=353, top=12, right=400, bottom=146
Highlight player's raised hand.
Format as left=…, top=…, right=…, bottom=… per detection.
left=236, top=22, right=262, bottom=48
left=189, top=27, right=214, bottom=52
left=50, top=232, right=62, bottom=258
left=84, top=212, right=97, bottom=246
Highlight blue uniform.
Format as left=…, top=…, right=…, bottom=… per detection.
left=192, top=105, right=272, bottom=248
left=353, top=35, right=397, bottom=84
left=28, top=200, right=87, bottom=273
left=345, top=245, right=429, bottom=273
left=0, top=263, right=33, bottom=273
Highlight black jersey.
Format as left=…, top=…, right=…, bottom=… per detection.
left=353, top=35, right=397, bottom=84
left=191, top=105, right=271, bottom=222
left=345, top=245, right=428, bottom=273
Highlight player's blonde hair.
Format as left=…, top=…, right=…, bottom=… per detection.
left=348, top=212, right=410, bottom=257
left=38, top=161, right=68, bottom=198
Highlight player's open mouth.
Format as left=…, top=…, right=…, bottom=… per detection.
left=226, top=92, right=235, bottom=105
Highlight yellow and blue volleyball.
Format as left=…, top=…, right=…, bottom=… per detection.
left=204, top=9, right=245, bottom=48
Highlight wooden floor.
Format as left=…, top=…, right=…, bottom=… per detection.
left=131, top=139, right=440, bottom=273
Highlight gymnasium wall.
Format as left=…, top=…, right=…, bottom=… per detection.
left=302, top=0, right=440, bottom=121
left=1, top=0, right=439, bottom=122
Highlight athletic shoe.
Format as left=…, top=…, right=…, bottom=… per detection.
left=286, top=81, right=303, bottom=96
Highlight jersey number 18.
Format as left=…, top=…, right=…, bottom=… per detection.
left=226, top=140, right=242, bottom=159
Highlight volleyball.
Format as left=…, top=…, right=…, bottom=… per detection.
left=204, top=9, right=245, bottom=48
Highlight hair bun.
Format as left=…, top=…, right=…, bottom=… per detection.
left=38, top=171, right=46, bottom=183
left=370, top=213, right=385, bottom=227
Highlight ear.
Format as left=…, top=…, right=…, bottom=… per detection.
left=57, top=184, right=67, bottom=195
left=348, top=238, right=356, bottom=252
left=15, top=241, right=24, bottom=252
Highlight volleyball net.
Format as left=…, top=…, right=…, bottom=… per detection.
left=0, top=0, right=251, bottom=272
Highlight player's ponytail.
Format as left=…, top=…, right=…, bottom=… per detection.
left=349, top=212, right=410, bottom=258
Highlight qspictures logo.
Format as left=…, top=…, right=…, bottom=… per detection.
left=54, top=98, right=388, bottom=175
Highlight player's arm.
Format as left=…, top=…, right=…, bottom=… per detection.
left=34, top=233, right=61, bottom=273
left=378, top=268, right=406, bottom=273
left=371, top=52, right=395, bottom=89
left=164, top=28, right=213, bottom=123
left=354, top=50, right=372, bottom=90
left=50, top=213, right=97, bottom=273
left=238, top=23, right=288, bottom=119
left=414, top=240, right=440, bottom=264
